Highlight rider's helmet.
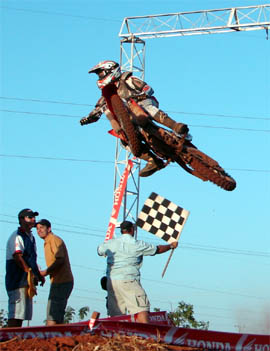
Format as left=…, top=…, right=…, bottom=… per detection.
left=88, top=60, right=121, bottom=89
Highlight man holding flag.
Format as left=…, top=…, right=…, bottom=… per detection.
left=97, top=220, right=178, bottom=323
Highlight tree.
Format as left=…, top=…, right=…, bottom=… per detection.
left=63, top=306, right=90, bottom=324
left=156, top=301, right=209, bottom=330
left=0, top=309, right=8, bottom=328
left=63, top=306, right=76, bottom=324
left=78, top=306, right=90, bottom=321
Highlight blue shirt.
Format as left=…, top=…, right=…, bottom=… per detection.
left=97, top=234, right=157, bottom=280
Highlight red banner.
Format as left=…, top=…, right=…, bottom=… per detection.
left=0, top=311, right=169, bottom=342
left=105, top=159, right=134, bottom=241
left=0, top=322, right=88, bottom=342
left=1, top=311, right=269, bottom=351
left=92, top=320, right=270, bottom=351
left=97, top=311, right=173, bottom=326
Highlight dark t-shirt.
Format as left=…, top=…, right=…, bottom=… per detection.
left=5, top=228, right=40, bottom=291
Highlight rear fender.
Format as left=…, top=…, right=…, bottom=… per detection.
left=108, top=129, right=128, bottom=144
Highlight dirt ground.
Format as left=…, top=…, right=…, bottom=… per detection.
left=0, top=333, right=190, bottom=351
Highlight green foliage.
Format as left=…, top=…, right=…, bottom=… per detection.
left=160, top=301, right=209, bottom=330
left=63, top=306, right=76, bottom=324
left=0, top=309, right=8, bottom=328
left=78, top=306, right=90, bottom=321
left=63, top=306, right=90, bottom=324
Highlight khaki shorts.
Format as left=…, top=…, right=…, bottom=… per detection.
left=107, top=279, right=150, bottom=317
left=7, top=287, right=33, bottom=321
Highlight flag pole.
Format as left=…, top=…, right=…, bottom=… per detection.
left=161, top=211, right=190, bottom=278
left=161, top=248, right=175, bottom=278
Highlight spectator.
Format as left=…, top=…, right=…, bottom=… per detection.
left=36, top=219, right=74, bottom=325
left=97, top=220, right=178, bottom=323
left=5, top=208, right=45, bottom=327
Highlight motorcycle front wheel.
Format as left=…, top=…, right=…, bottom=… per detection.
left=178, top=146, right=237, bottom=191
left=110, top=93, right=141, bottom=157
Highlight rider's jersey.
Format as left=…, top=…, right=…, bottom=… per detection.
left=91, top=73, right=156, bottom=123
left=117, top=72, right=154, bottom=100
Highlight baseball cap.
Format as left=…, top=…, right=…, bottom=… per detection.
left=120, top=221, right=134, bottom=231
left=18, top=208, right=39, bottom=219
left=36, top=219, right=51, bottom=228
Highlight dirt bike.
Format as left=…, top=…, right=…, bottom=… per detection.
left=82, top=83, right=236, bottom=191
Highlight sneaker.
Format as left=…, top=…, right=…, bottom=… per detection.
left=173, top=123, right=189, bottom=135
left=139, top=159, right=164, bottom=177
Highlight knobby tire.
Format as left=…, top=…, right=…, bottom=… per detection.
left=110, top=94, right=141, bottom=157
left=182, top=147, right=236, bottom=191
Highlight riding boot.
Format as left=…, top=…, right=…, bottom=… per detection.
left=139, top=151, right=165, bottom=177
left=152, top=110, right=189, bottom=134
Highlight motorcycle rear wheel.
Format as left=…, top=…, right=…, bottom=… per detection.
left=110, top=94, right=141, bottom=157
left=180, top=147, right=236, bottom=191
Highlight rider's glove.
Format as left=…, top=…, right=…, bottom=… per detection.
left=80, top=111, right=101, bottom=126
left=80, top=116, right=99, bottom=125
left=129, top=93, right=147, bottom=102
left=136, top=94, right=147, bottom=102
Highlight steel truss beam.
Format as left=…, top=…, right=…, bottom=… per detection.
left=119, top=5, right=270, bottom=39
left=120, top=38, right=146, bottom=79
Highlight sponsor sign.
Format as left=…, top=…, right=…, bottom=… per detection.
left=105, top=159, right=133, bottom=241
left=1, top=312, right=269, bottom=351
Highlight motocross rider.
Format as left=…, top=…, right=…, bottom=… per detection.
left=80, top=60, right=189, bottom=177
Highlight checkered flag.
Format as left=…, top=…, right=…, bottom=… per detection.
left=137, top=192, right=189, bottom=244
left=137, top=192, right=189, bottom=277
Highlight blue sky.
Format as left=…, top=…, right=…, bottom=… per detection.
left=0, top=0, right=269, bottom=333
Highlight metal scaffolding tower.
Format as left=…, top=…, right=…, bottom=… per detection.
left=115, top=4, right=270, bottom=227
